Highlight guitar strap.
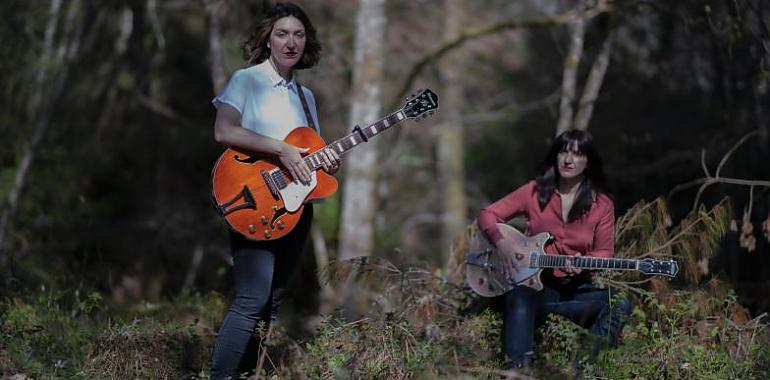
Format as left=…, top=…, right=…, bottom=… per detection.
left=295, top=82, right=317, bottom=132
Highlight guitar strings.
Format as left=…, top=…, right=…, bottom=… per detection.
left=230, top=149, right=343, bottom=197
left=219, top=103, right=435, bottom=203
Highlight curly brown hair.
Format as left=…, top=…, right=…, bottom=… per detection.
left=242, top=2, right=321, bottom=69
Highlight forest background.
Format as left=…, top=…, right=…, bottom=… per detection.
left=1, top=0, right=769, bottom=379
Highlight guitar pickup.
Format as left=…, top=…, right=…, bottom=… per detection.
left=260, top=169, right=280, bottom=200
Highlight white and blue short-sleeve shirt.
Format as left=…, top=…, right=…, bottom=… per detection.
left=213, top=60, right=320, bottom=140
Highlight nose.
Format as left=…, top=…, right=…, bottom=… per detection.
left=286, top=35, right=296, bottom=49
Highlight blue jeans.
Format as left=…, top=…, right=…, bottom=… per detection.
left=210, top=205, right=313, bottom=380
left=503, top=276, right=632, bottom=369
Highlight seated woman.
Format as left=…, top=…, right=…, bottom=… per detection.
left=477, top=129, right=632, bottom=373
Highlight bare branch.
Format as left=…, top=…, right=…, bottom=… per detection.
left=668, top=131, right=770, bottom=210
left=387, top=3, right=611, bottom=112
left=715, top=130, right=759, bottom=178
left=700, top=149, right=710, bottom=177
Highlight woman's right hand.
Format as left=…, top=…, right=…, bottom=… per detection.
left=278, top=143, right=311, bottom=184
left=495, top=238, right=520, bottom=282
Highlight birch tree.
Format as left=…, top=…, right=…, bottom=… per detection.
left=438, top=0, right=468, bottom=263
left=203, top=0, right=226, bottom=94
left=556, top=1, right=615, bottom=135
left=338, top=0, right=386, bottom=261
left=0, top=0, right=83, bottom=252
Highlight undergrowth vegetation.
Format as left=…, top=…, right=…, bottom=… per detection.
left=2, top=198, right=769, bottom=379
left=3, top=272, right=768, bottom=379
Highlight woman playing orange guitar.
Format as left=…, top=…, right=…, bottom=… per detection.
left=209, top=3, right=339, bottom=379
left=478, top=130, right=631, bottom=375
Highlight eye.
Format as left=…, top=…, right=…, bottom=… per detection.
left=295, top=31, right=306, bottom=38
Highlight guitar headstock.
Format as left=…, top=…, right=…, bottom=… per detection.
left=402, top=88, right=439, bottom=120
left=638, top=258, right=679, bottom=278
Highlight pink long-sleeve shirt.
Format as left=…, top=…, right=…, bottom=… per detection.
left=478, top=181, right=615, bottom=278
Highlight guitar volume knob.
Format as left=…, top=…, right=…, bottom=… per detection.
left=277, top=221, right=285, bottom=230
left=261, top=216, right=268, bottom=225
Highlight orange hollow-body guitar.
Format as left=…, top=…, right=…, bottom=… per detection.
left=211, top=89, right=439, bottom=241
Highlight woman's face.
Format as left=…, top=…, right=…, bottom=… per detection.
left=268, top=16, right=306, bottom=75
left=557, top=140, right=588, bottom=180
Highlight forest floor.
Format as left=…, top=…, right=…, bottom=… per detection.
left=2, top=267, right=769, bottom=380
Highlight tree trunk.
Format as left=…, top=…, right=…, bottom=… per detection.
left=337, top=0, right=385, bottom=320
left=338, top=0, right=385, bottom=261
left=438, top=0, right=468, bottom=265
left=555, top=13, right=586, bottom=135
left=0, top=0, right=68, bottom=252
left=573, top=25, right=616, bottom=131
left=204, top=0, right=226, bottom=94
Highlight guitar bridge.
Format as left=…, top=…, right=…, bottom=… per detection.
left=466, top=248, right=494, bottom=270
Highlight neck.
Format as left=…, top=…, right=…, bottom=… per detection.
left=531, top=253, right=639, bottom=270
left=269, top=56, right=293, bottom=81
left=558, top=175, right=583, bottom=195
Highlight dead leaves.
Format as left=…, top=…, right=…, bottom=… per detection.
left=738, top=207, right=756, bottom=252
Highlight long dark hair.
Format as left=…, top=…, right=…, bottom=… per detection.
left=242, top=2, right=321, bottom=69
left=534, top=130, right=610, bottom=222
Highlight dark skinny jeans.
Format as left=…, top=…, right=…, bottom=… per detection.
left=210, top=205, right=313, bottom=380
left=503, top=275, right=632, bottom=369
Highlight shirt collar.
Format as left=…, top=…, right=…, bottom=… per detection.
left=260, top=59, right=297, bottom=92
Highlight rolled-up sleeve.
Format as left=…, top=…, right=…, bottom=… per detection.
left=589, top=199, right=614, bottom=258
left=478, top=181, right=535, bottom=244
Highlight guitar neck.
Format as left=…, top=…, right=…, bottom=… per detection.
left=302, top=110, right=408, bottom=171
left=530, top=253, right=639, bottom=271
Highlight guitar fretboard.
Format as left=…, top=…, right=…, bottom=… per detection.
left=530, top=253, right=638, bottom=270
left=302, top=111, right=407, bottom=171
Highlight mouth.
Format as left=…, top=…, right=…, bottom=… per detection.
left=284, top=52, right=298, bottom=59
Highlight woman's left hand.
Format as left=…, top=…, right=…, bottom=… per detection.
left=564, top=253, right=582, bottom=276
left=319, top=146, right=341, bottom=174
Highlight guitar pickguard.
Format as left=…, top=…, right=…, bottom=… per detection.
left=278, top=171, right=317, bottom=212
